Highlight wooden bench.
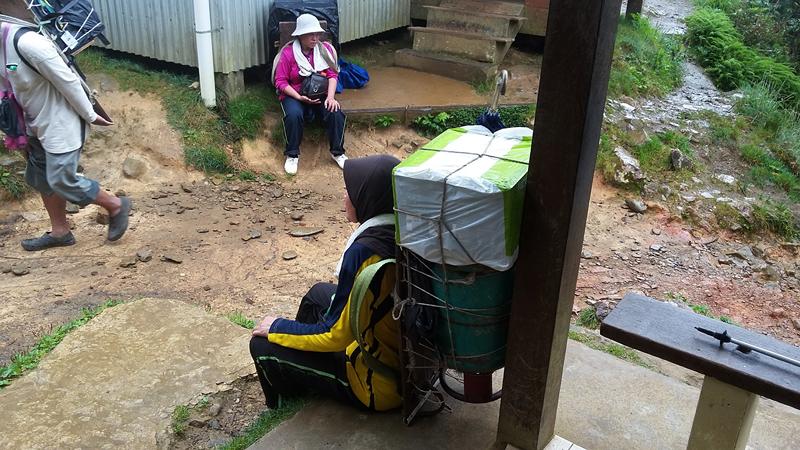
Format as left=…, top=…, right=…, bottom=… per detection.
left=600, top=293, right=800, bottom=450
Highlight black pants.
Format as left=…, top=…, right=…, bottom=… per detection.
left=280, top=97, right=346, bottom=157
left=249, top=283, right=364, bottom=409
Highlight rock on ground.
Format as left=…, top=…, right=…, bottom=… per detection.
left=0, top=298, right=254, bottom=449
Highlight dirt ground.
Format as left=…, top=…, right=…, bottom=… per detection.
left=2, top=5, right=800, bottom=445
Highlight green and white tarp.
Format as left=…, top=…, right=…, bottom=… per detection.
left=393, top=125, right=532, bottom=271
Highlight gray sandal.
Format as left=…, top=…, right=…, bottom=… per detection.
left=108, top=197, right=131, bottom=242
left=21, top=232, right=76, bottom=251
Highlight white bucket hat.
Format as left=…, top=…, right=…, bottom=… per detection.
left=292, top=14, right=325, bottom=37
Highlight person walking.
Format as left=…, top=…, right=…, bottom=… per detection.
left=1, top=22, right=131, bottom=250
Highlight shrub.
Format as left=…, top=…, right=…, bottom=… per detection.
left=686, top=9, right=800, bottom=107
left=608, top=15, right=685, bottom=98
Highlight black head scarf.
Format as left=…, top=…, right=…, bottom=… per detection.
left=343, top=155, right=400, bottom=259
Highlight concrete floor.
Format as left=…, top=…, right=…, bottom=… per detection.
left=252, top=341, right=800, bottom=450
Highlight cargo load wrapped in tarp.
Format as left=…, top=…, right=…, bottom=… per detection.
left=393, top=125, right=532, bottom=271
left=28, top=0, right=108, bottom=56
left=267, top=0, right=339, bottom=62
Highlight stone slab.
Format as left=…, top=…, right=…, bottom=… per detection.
left=0, top=298, right=254, bottom=449
left=250, top=341, right=800, bottom=449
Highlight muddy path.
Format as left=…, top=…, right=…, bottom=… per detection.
left=0, top=85, right=414, bottom=365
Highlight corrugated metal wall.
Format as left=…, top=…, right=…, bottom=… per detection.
left=339, top=0, right=410, bottom=43
left=93, top=0, right=409, bottom=73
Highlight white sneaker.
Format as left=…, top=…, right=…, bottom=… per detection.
left=284, top=157, right=299, bottom=175
left=332, top=154, right=347, bottom=170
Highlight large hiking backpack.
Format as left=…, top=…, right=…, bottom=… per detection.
left=28, top=0, right=109, bottom=56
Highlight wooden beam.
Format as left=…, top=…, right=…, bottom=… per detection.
left=495, top=0, right=622, bottom=448
left=687, top=376, right=759, bottom=450
left=626, top=0, right=644, bottom=17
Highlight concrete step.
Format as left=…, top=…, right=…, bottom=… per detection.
left=394, top=48, right=498, bottom=84
left=425, top=6, right=526, bottom=38
left=439, top=0, right=525, bottom=16
left=409, top=26, right=514, bottom=63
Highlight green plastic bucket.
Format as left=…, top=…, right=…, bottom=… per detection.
left=431, top=265, right=513, bottom=373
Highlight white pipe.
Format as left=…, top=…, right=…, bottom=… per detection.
left=193, top=0, right=216, bottom=107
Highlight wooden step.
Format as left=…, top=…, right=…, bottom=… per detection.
left=425, top=6, right=526, bottom=38
left=394, top=48, right=498, bottom=84
left=409, top=26, right=514, bottom=63
left=439, top=0, right=525, bottom=16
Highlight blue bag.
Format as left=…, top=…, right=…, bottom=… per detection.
left=337, top=58, right=370, bottom=90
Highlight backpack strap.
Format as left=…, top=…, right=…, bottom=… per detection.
left=12, top=27, right=41, bottom=77
left=317, top=42, right=338, bottom=73
left=349, top=258, right=398, bottom=380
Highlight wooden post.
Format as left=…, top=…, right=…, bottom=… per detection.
left=687, top=376, right=759, bottom=450
left=495, top=0, right=622, bottom=448
left=626, top=0, right=644, bottom=17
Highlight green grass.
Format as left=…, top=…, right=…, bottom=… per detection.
left=373, top=115, right=396, bottom=128
left=226, top=86, right=279, bottom=139
left=568, top=330, right=651, bottom=368
left=751, top=198, right=800, bottom=240
left=472, top=79, right=495, bottom=95
left=171, top=405, right=191, bottom=435
left=0, top=300, right=122, bottom=389
left=608, top=15, right=685, bottom=98
left=227, top=312, right=255, bottom=330
left=218, top=397, right=308, bottom=450
left=411, top=105, right=536, bottom=138
left=0, top=169, right=28, bottom=199
left=237, top=170, right=257, bottom=182
left=634, top=131, right=694, bottom=174
left=76, top=49, right=234, bottom=174
left=701, top=104, right=800, bottom=202
left=577, top=307, right=601, bottom=329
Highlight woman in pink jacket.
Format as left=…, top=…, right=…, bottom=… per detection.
left=273, top=14, right=347, bottom=175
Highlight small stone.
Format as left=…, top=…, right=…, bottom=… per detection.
left=189, top=81, right=200, bottom=90
left=595, top=301, right=614, bottom=321
left=180, top=183, right=193, bottom=193
left=119, top=258, right=137, bottom=268
left=249, top=230, right=262, bottom=240
left=65, top=203, right=80, bottom=214
left=716, top=174, right=736, bottom=185
left=762, top=265, right=781, bottom=281
left=136, top=249, right=152, bottom=263
left=650, top=244, right=664, bottom=252
left=770, top=308, right=787, bottom=318
left=96, top=211, right=110, bottom=225
left=792, top=318, right=800, bottom=331
left=11, top=264, right=29, bottom=276
left=161, top=254, right=183, bottom=264
left=290, top=212, right=304, bottom=221
left=208, top=403, right=222, bottom=417
left=282, top=250, right=298, bottom=260
left=625, top=198, right=648, bottom=214
left=189, top=419, right=207, bottom=428
left=115, top=189, right=128, bottom=197
left=122, top=157, right=147, bottom=179
left=289, top=227, right=324, bottom=237
left=209, top=419, right=221, bottom=430
left=670, top=148, right=692, bottom=171
left=718, top=256, right=733, bottom=265
left=197, top=228, right=209, bottom=234
left=613, top=147, right=645, bottom=185
left=651, top=228, right=662, bottom=236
